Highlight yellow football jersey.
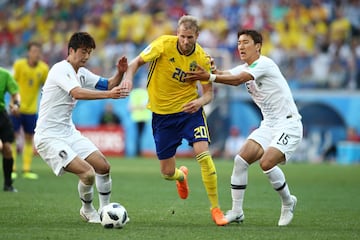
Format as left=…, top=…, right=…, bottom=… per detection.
left=140, top=35, right=211, bottom=114
left=13, top=58, right=49, bottom=114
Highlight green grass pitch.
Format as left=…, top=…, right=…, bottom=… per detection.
left=1, top=156, right=359, bottom=240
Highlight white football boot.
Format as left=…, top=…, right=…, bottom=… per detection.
left=278, top=195, right=297, bottom=226
left=80, top=206, right=101, bottom=223
left=224, top=210, right=245, bottom=224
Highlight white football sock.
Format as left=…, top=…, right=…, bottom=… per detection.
left=96, top=173, right=112, bottom=210
left=230, top=155, right=249, bottom=212
left=78, top=180, right=95, bottom=211
left=264, top=166, right=292, bottom=205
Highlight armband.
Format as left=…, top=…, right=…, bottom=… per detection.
left=95, top=77, right=109, bottom=90
left=208, top=74, right=216, bottom=82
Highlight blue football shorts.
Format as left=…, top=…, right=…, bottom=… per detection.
left=152, top=108, right=210, bottom=160
left=10, top=113, right=37, bottom=134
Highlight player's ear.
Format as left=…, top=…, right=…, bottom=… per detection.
left=255, top=43, right=261, bottom=53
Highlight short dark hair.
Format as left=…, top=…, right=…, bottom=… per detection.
left=27, top=41, right=41, bottom=50
left=67, top=32, right=96, bottom=54
left=237, top=29, right=263, bottom=45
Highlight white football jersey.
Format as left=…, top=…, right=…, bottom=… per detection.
left=229, top=55, right=301, bottom=127
left=35, top=60, right=100, bottom=137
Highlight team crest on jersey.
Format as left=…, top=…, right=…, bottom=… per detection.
left=189, top=61, right=197, bottom=71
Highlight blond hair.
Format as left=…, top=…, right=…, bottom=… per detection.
left=177, top=15, right=200, bottom=33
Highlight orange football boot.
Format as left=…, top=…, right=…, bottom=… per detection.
left=176, top=166, right=189, bottom=199
left=211, top=207, right=228, bottom=226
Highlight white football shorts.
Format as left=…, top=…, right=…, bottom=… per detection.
left=34, top=131, right=98, bottom=176
left=248, top=118, right=303, bottom=162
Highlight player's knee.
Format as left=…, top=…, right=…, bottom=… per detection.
left=259, top=159, right=274, bottom=171
left=87, top=151, right=110, bottom=174
left=96, top=161, right=111, bottom=175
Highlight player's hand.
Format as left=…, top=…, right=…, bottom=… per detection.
left=119, top=78, right=133, bottom=95
left=209, top=57, right=217, bottom=73
left=184, top=65, right=210, bottom=82
left=116, top=56, right=128, bottom=73
left=9, top=103, right=20, bottom=116
left=206, top=54, right=217, bottom=73
left=183, top=99, right=201, bottom=114
left=110, top=86, right=129, bottom=99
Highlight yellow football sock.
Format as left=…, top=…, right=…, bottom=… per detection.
left=11, top=142, right=17, bottom=171
left=23, top=141, right=34, bottom=172
left=163, top=168, right=184, bottom=181
left=196, top=151, right=219, bottom=209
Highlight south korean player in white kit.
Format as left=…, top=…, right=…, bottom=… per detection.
left=185, top=29, right=302, bottom=226
left=34, top=32, right=129, bottom=223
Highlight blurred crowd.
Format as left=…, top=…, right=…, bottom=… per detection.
left=1, top=0, right=360, bottom=89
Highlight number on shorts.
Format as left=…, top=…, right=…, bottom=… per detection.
left=194, top=126, right=208, bottom=139
left=277, top=133, right=290, bottom=145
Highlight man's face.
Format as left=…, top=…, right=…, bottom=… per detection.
left=70, top=47, right=92, bottom=68
left=177, top=25, right=198, bottom=55
left=237, top=34, right=260, bottom=63
left=28, top=45, right=42, bottom=64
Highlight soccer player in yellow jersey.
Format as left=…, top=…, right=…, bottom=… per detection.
left=121, top=15, right=227, bottom=226
left=10, top=42, right=49, bottom=180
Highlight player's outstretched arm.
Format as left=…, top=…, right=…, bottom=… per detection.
left=185, top=65, right=252, bottom=86
left=70, top=86, right=128, bottom=100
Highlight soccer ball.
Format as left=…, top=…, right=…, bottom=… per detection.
left=100, top=202, right=129, bottom=229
